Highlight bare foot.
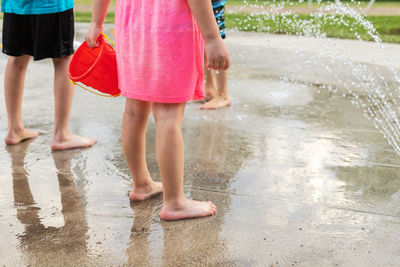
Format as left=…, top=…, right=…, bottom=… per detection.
left=129, top=181, right=163, bottom=201
left=51, top=134, right=96, bottom=151
left=192, top=88, right=216, bottom=103
left=204, top=88, right=216, bottom=102
left=4, top=128, right=39, bottom=145
left=191, top=98, right=206, bottom=104
left=160, top=198, right=217, bottom=221
left=200, top=95, right=232, bottom=110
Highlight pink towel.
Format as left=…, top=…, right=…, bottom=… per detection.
left=115, top=0, right=204, bottom=103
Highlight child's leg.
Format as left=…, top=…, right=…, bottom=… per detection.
left=51, top=56, right=96, bottom=151
left=216, top=70, right=230, bottom=98
left=204, top=64, right=216, bottom=102
left=122, top=99, right=162, bottom=201
left=4, top=55, right=40, bottom=145
left=200, top=70, right=231, bottom=110
left=152, top=103, right=217, bottom=220
left=192, top=63, right=215, bottom=103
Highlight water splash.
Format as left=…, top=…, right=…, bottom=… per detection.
left=231, top=0, right=400, bottom=155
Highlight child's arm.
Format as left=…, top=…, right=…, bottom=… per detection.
left=86, top=0, right=110, bottom=48
left=187, top=0, right=230, bottom=71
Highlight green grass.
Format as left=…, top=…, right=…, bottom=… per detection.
left=1, top=0, right=397, bottom=43
left=74, top=0, right=400, bottom=8
left=73, top=0, right=400, bottom=44
left=225, top=13, right=400, bottom=43
left=75, top=12, right=114, bottom=23
left=226, top=0, right=400, bottom=7
left=75, top=0, right=116, bottom=4
left=73, top=11, right=400, bottom=43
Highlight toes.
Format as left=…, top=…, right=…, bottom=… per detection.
left=84, top=138, right=96, bottom=147
left=208, top=202, right=216, bottom=209
left=207, top=202, right=217, bottom=214
left=89, top=139, right=97, bottom=146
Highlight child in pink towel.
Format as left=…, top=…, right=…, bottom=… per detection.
left=86, top=0, right=230, bottom=220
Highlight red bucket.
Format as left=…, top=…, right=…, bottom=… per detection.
left=69, top=36, right=120, bottom=97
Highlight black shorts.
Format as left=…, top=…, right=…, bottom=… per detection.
left=2, top=9, right=75, bottom=61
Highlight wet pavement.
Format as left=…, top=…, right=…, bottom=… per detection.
left=1, top=24, right=400, bottom=266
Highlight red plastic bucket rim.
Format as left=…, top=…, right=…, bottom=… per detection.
left=69, top=37, right=107, bottom=82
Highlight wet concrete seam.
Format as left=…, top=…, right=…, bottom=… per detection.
left=186, top=186, right=321, bottom=206
left=187, top=186, right=400, bottom=219
left=368, top=162, right=400, bottom=168
left=326, top=205, right=400, bottom=219
left=345, top=129, right=380, bottom=133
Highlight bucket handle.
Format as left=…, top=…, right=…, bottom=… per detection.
left=71, top=33, right=119, bottom=97
left=71, top=81, right=121, bottom=97
left=102, top=33, right=116, bottom=46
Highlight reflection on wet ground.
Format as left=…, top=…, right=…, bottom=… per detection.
left=1, top=26, right=400, bottom=265
left=4, top=143, right=88, bottom=265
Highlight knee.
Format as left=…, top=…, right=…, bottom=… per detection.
left=8, top=55, right=30, bottom=69
left=154, top=116, right=181, bottom=133
left=124, top=102, right=151, bottom=122
left=152, top=103, right=185, bottom=127
left=124, top=108, right=147, bottom=122
left=52, top=55, right=71, bottom=67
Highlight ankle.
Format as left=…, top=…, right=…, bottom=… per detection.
left=163, top=196, right=187, bottom=210
left=205, top=87, right=216, bottom=94
left=217, top=91, right=229, bottom=98
left=132, top=179, right=154, bottom=189
left=7, top=124, right=25, bottom=134
left=52, top=129, right=71, bottom=141
left=224, top=94, right=231, bottom=100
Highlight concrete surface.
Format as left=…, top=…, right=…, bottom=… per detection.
left=1, top=24, right=400, bottom=266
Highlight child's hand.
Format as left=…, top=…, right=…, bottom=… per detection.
left=85, top=23, right=103, bottom=49
left=205, top=38, right=230, bottom=71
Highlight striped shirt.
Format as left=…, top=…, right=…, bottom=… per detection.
left=212, top=0, right=226, bottom=38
